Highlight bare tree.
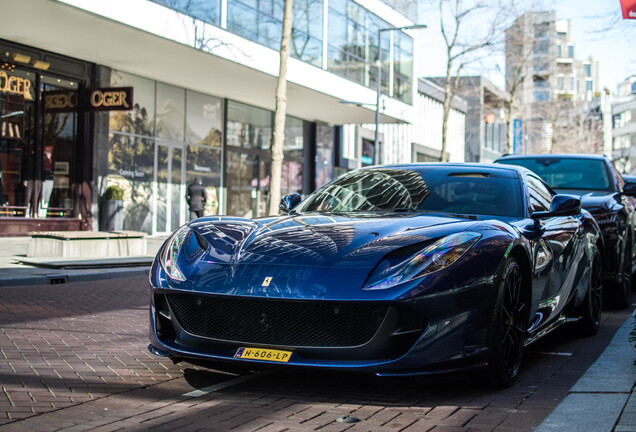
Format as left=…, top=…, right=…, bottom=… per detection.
left=433, top=0, right=505, bottom=162
left=268, top=0, right=294, bottom=215
left=549, top=96, right=604, bottom=154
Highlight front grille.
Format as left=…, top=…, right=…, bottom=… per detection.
left=164, top=293, right=389, bottom=347
left=399, top=308, right=429, bottom=332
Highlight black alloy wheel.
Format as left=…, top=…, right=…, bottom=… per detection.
left=486, top=257, right=528, bottom=388
left=579, top=246, right=603, bottom=336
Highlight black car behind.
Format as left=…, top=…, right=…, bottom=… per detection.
left=496, top=154, right=636, bottom=308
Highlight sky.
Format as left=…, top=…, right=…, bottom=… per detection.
left=416, top=0, right=636, bottom=93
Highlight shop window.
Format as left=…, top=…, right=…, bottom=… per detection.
left=156, top=83, right=186, bottom=142
left=226, top=101, right=272, bottom=150
left=0, top=68, right=34, bottom=217
left=40, top=74, right=78, bottom=218
left=186, top=90, right=223, bottom=146
left=283, top=116, right=304, bottom=196
left=315, top=125, right=334, bottom=188
left=107, top=71, right=223, bottom=233
left=110, top=71, right=155, bottom=136
left=1, top=70, right=79, bottom=219
left=185, top=90, right=222, bottom=217
left=107, top=134, right=154, bottom=231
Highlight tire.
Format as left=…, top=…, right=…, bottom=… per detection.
left=579, top=246, right=603, bottom=336
left=614, top=242, right=631, bottom=309
left=486, top=257, right=528, bottom=388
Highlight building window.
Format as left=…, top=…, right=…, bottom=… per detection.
left=533, top=40, right=549, bottom=56
left=315, top=124, right=334, bottom=188
left=533, top=75, right=549, bottom=89
left=567, top=44, right=574, bottom=58
left=533, top=22, right=549, bottom=39
left=108, top=71, right=222, bottom=233
left=151, top=0, right=222, bottom=26
left=153, top=0, right=413, bottom=104
left=584, top=64, right=591, bottom=77
left=393, top=31, right=413, bottom=104
left=0, top=68, right=84, bottom=220
left=557, top=76, right=564, bottom=90
left=586, top=80, right=593, bottom=92
left=533, top=90, right=549, bottom=102
left=154, top=0, right=323, bottom=67
left=327, top=0, right=412, bottom=103
left=291, top=0, right=324, bottom=66
left=282, top=116, right=304, bottom=196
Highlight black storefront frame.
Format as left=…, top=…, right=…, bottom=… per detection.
left=0, top=39, right=95, bottom=236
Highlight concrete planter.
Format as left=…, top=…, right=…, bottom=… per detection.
left=100, top=199, right=124, bottom=231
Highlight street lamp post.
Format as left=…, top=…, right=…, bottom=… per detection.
left=374, top=24, right=426, bottom=165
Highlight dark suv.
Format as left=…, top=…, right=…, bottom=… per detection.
left=496, top=154, right=636, bottom=308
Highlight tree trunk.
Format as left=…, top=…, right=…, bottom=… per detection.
left=440, top=58, right=453, bottom=163
left=507, top=105, right=514, bottom=155
left=268, top=0, right=294, bottom=215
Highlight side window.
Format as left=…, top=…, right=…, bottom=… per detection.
left=526, top=175, right=552, bottom=213
left=609, top=161, right=624, bottom=192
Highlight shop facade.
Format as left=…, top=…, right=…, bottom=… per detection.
left=0, top=40, right=94, bottom=235
left=98, top=69, right=337, bottom=235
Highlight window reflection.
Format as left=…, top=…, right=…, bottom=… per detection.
left=151, top=0, right=221, bottom=26
left=393, top=32, right=413, bottom=104
left=226, top=101, right=272, bottom=150
left=185, top=90, right=222, bottom=146
left=283, top=116, right=303, bottom=196
left=226, top=101, right=273, bottom=218
left=107, top=134, right=154, bottom=231
left=327, top=0, right=404, bottom=100
left=110, top=71, right=155, bottom=136
left=151, top=0, right=413, bottom=103
left=156, top=83, right=186, bottom=142
left=315, top=125, right=334, bottom=189
left=39, top=75, right=77, bottom=218
left=297, top=168, right=522, bottom=218
left=107, top=71, right=223, bottom=233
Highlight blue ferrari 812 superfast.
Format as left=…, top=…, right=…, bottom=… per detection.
left=148, top=163, right=603, bottom=387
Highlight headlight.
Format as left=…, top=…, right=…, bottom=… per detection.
left=160, top=226, right=191, bottom=281
left=364, top=232, right=481, bottom=290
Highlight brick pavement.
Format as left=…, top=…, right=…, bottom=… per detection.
left=0, top=276, right=212, bottom=426
left=0, top=276, right=632, bottom=431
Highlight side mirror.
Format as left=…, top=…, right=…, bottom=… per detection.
left=622, top=180, right=636, bottom=197
left=532, top=194, right=581, bottom=219
left=279, top=193, right=302, bottom=214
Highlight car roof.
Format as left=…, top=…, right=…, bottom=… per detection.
left=497, top=153, right=608, bottom=161
left=372, top=162, right=526, bottom=179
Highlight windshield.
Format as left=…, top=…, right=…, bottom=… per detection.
left=498, top=157, right=611, bottom=191
left=295, top=167, right=523, bottom=218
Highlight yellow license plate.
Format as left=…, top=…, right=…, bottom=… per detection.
left=234, top=347, right=292, bottom=363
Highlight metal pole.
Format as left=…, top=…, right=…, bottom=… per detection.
left=374, top=30, right=382, bottom=166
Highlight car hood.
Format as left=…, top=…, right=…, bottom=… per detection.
left=553, top=189, right=615, bottom=213
left=156, top=213, right=508, bottom=300
left=188, top=212, right=480, bottom=269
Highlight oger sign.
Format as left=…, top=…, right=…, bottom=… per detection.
left=87, top=87, right=133, bottom=111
